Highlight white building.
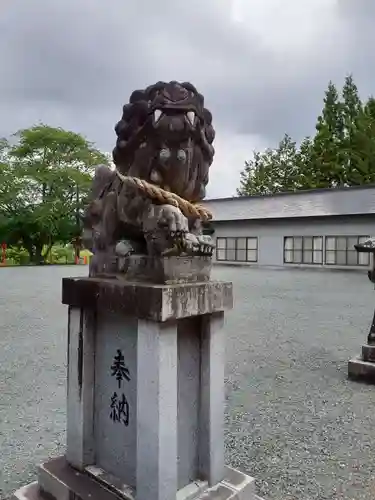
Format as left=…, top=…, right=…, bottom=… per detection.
left=204, top=185, right=375, bottom=270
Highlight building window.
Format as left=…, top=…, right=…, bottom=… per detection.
left=325, top=236, right=370, bottom=266
left=216, top=237, right=258, bottom=262
left=284, top=236, right=323, bottom=264
left=216, top=238, right=227, bottom=261
left=246, top=237, right=258, bottom=262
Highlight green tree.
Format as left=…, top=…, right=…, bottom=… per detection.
left=311, top=81, right=345, bottom=187
left=237, top=149, right=273, bottom=196
left=346, top=97, right=375, bottom=184
left=237, top=134, right=300, bottom=195
left=342, top=75, right=362, bottom=133
left=0, top=124, right=109, bottom=264
left=341, top=74, right=363, bottom=183
left=295, top=136, right=314, bottom=188
left=238, top=74, right=375, bottom=195
left=272, top=134, right=300, bottom=191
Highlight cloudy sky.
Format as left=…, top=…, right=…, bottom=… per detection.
left=0, top=0, right=373, bottom=198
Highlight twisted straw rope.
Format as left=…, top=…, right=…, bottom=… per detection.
left=115, top=170, right=212, bottom=221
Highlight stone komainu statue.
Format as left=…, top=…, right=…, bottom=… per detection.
left=83, top=81, right=216, bottom=276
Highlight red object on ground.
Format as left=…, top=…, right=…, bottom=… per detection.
left=75, top=255, right=79, bottom=265
left=84, top=256, right=88, bottom=265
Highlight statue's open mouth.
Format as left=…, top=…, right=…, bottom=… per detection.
left=153, top=109, right=196, bottom=127
left=151, top=108, right=199, bottom=136
left=149, top=107, right=212, bottom=171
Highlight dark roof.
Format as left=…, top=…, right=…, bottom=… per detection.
left=203, top=184, right=375, bottom=222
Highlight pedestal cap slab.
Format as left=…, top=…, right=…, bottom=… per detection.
left=62, top=277, right=233, bottom=322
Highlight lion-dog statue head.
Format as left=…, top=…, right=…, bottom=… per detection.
left=112, top=80, right=215, bottom=202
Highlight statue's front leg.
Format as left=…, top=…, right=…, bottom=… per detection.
left=141, top=204, right=189, bottom=256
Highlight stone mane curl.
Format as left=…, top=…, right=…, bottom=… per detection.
left=112, top=80, right=215, bottom=202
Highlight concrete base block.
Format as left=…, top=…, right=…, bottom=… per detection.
left=216, top=465, right=256, bottom=500
left=12, top=457, right=258, bottom=500
left=11, top=481, right=39, bottom=500
left=348, top=355, right=375, bottom=383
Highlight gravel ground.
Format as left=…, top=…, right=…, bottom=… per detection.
left=1, top=265, right=375, bottom=500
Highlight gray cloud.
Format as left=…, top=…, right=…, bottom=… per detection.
left=0, top=0, right=374, bottom=196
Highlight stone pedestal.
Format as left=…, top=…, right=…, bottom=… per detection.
left=13, top=277, right=258, bottom=500
left=348, top=303, right=375, bottom=383
left=348, top=344, right=375, bottom=383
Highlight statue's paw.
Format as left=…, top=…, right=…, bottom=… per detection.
left=185, top=233, right=214, bottom=249
left=196, top=234, right=215, bottom=248
left=182, top=233, right=214, bottom=256
left=158, top=204, right=189, bottom=233
left=184, top=233, right=199, bottom=249
left=115, top=240, right=135, bottom=257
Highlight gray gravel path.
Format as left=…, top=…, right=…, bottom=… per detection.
left=1, top=265, right=375, bottom=500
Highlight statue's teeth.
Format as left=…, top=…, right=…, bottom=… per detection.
left=154, top=110, right=162, bottom=122
left=150, top=169, right=162, bottom=184
left=186, top=111, right=195, bottom=125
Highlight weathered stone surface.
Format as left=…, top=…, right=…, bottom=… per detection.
left=85, top=465, right=135, bottom=500
left=197, top=484, right=234, bottom=500
left=221, top=466, right=256, bottom=500
left=62, top=277, right=233, bottom=322
left=11, top=482, right=39, bottom=500
left=348, top=355, right=375, bottom=383
left=362, top=344, right=375, bottom=362
left=39, top=456, right=130, bottom=500
left=12, top=458, right=257, bottom=500
left=117, top=255, right=212, bottom=284
left=176, top=480, right=208, bottom=500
